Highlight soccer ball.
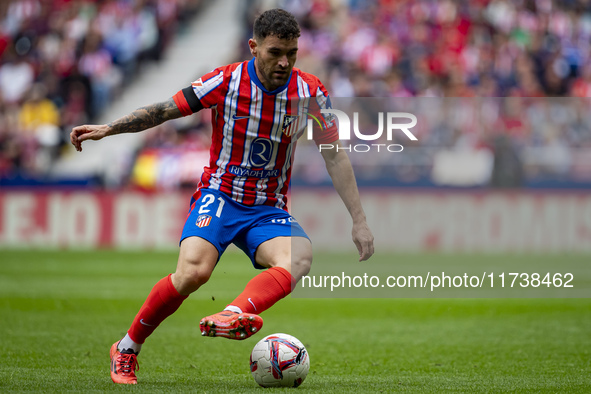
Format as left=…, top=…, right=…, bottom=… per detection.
left=249, top=333, right=310, bottom=388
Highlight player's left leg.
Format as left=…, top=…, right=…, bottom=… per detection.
left=200, top=236, right=312, bottom=339
left=254, top=236, right=313, bottom=280
left=228, top=236, right=312, bottom=314
left=200, top=205, right=311, bottom=340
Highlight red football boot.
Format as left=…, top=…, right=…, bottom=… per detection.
left=199, top=311, right=263, bottom=340
left=110, top=342, right=139, bottom=384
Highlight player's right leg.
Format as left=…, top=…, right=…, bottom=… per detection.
left=110, top=236, right=218, bottom=384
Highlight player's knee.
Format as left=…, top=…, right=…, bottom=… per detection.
left=291, top=255, right=312, bottom=282
left=290, top=240, right=313, bottom=281
left=174, top=266, right=212, bottom=294
left=174, top=257, right=215, bottom=294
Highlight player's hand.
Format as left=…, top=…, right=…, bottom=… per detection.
left=352, top=221, right=374, bottom=261
left=70, top=124, right=109, bottom=152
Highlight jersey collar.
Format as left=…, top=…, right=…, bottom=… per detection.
left=248, top=58, right=292, bottom=95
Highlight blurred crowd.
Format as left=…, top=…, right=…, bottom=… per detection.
left=131, top=0, right=591, bottom=189
left=0, top=0, right=202, bottom=178
left=274, top=0, right=591, bottom=187
left=3, top=0, right=591, bottom=188
left=274, top=0, right=591, bottom=98
left=292, top=96, right=591, bottom=188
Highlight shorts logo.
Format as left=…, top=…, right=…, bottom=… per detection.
left=282, top=114, right=300, bottom=137
left=192, top=78, right=203, bottom=87
left=271, top=217, right=296, bottom=224
left=196, top=214, right=212, bottom=228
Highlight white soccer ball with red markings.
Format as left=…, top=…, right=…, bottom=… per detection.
left=249, top=333, right=310, bottom=388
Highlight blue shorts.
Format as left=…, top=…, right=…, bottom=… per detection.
left=180, top=188, right=309, bottom=269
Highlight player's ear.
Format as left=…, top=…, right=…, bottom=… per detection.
left=248, top=38, right=257, bottom=56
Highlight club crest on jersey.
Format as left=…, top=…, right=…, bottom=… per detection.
left=196, top=214, right=212, bottom=228
left=281, top=114, right=300, bottom=137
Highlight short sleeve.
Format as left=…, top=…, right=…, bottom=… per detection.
left=172, top=67, right=228, bottom=117
left=190, top=68, right=226, bottom=108
left=310, top=81, right=339, bottom=145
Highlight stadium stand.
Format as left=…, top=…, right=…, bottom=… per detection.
left=279, top=0, right=591, bottom=98
left=2, top=0, right=591, bottom=189
left=49, top=0, right=243, bottom=187
left=127, top=0, right=591, bottom=190
left=0, top=0, right=217, bottom=185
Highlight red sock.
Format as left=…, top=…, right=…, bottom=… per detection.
left=229, top=267, right=294, bottom=314
left=127, top=274, right=188, bottom=344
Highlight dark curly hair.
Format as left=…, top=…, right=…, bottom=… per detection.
left=253, top=9, right=301, bottom=41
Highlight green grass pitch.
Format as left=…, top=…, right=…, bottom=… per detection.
left=0, top=249, right=590, bottom=393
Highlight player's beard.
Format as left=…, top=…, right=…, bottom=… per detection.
left=255, top=57, right=292, bottom=90
left=268, top=70, right=289, bottom=89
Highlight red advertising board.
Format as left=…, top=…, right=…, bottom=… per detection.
left=0, top=191, right=187, bottom=248
left=1, top=190, right=590, bottom=252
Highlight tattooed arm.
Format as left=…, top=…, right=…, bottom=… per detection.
left=70, top=98, right=182, bottom=152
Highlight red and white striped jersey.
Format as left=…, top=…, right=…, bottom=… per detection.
left=173, top=58, right=338, bottom=210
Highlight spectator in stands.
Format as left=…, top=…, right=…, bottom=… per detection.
left=19, top=83, right=61, bottom=169
left=0, top=48, right=34, bottom=105
left=78, top=30, right=122, bottom=116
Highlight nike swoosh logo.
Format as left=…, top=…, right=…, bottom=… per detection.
left=232, top=113, right=250, bottom=120
left=140, top=319, right=155, bottom=327
left=248, top=298, right=257, bottom=312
